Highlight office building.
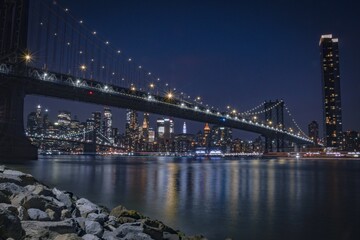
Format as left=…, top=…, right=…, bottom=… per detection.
left=319, top=34, right=343, bottom=148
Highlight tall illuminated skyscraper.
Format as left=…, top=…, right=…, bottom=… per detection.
left=319, top=34, right=343, bottom=148
left=103, top=107, right=112, bottom=141
left=125, top=109, right=139, bottom=151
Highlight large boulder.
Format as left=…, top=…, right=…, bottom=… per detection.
left=109, top=205, right=127, bottom=218
left=2, top=169, right=37, bottom=186
left=0, top=207, right=25, bottom=239
left=110, top=205, right=144, bottom=220
left=141, top=218, right=178, bottom=239
left=76, top=198, right=101, bottom=217
left=53, top=188, right=74, bottom=209
left=85, top=220, right=104, bottom=237
left=27, top=208, right=51, bottom=221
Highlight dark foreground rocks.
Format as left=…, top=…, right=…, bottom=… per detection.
left=0, top=166, right=207, bottom=240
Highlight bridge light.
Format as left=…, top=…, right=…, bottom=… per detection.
left=149, top=83, right=155, bottom=89
left=80, top=64, right=86, bottom=71
left=88, top=91, right=93, bottom=95
left=23, top=52, right=33, bottom=64
left=166, top=92, right=173, bottom=99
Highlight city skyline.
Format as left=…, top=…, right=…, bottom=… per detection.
left=24, top=0, right=360, bottom=135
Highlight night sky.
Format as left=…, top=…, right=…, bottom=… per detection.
left=25, top=0, right=360, bottom=137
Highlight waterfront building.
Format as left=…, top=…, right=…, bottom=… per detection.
left=343, top=131, right=359, bottom=152
left=156, top=118, right=174, bottom=152
left=103, top=107, right=113, bottom=141
left=308, top=121, right=319, bottom=145
left=125, top=109, right=139, bottom=151
left=140, top=113, right=150, bottom=151
left=174, top=133, right=194, bottom=153
left=203, top=123, right=211, bottom=147
left=92, top=111, right=102, bottom=135
left=36, top=105, right=43, bottom=131
left=85, top=118, right=95, bottom=143
left=319, top=34, right=343, bottom=148
left=210, top=125, right=232, bottom=152
left=27, top=112, right=37, bottom=134
left=43, top=109, right=50, bottom=132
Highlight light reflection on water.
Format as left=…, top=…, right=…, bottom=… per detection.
left=8, top=156, right=360, bottom=240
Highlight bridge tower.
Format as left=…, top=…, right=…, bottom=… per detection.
left=0, top=0, right=37, bottom=161
left=264, top=100, right=285, bottom=153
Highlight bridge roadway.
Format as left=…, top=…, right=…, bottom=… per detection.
left=0, top=63, right=312, bottom=146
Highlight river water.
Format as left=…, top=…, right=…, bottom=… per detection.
left=7, top=156, right=360, bottom=240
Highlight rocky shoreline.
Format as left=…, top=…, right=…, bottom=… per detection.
left=0, top=166, right=207, bottom=240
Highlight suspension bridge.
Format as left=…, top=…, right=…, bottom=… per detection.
left=0, top=0, right=314, bottom=160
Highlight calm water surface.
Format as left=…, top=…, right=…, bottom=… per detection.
left=8, top=156, right=360, bottom=240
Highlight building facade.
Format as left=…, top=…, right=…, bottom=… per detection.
left=319, top=34, right=343, bottom=148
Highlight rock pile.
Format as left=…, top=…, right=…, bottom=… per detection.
left=0, top=166, right=207, bottom=240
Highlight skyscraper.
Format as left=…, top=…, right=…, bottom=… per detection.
left=140, top=113, right=150, bottom=151
left=103, top=107, right=113, bottom=141
left=92, top=112, right=102, bottom=135
left=308, top=121, right=319, bottom=145
left=125, top=109, right=139, bottom=151
left=319, top=34, right=343, bottom=148
left=156, top=118, right=174, bottom=152
left=182, top=122, right=187, bottom=134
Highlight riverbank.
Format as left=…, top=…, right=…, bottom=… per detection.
left=0, top=165, right=207, bottom=240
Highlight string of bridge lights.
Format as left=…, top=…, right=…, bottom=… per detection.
left=283, top=103, right=308, bottom=137
left=239, top=101, right=266, bottom=116
left=238, top=100, right=284, bottom=117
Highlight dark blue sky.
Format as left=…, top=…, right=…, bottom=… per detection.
left=26, top=0, right=360, bottom=136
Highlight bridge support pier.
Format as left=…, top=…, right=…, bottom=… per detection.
left=0, top=83, right=38, bottom=161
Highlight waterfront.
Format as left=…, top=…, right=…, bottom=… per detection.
left=7, top=156, right=360, bottom=240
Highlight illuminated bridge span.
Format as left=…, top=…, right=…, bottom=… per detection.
left=0, top=0, right=314, bottom=160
